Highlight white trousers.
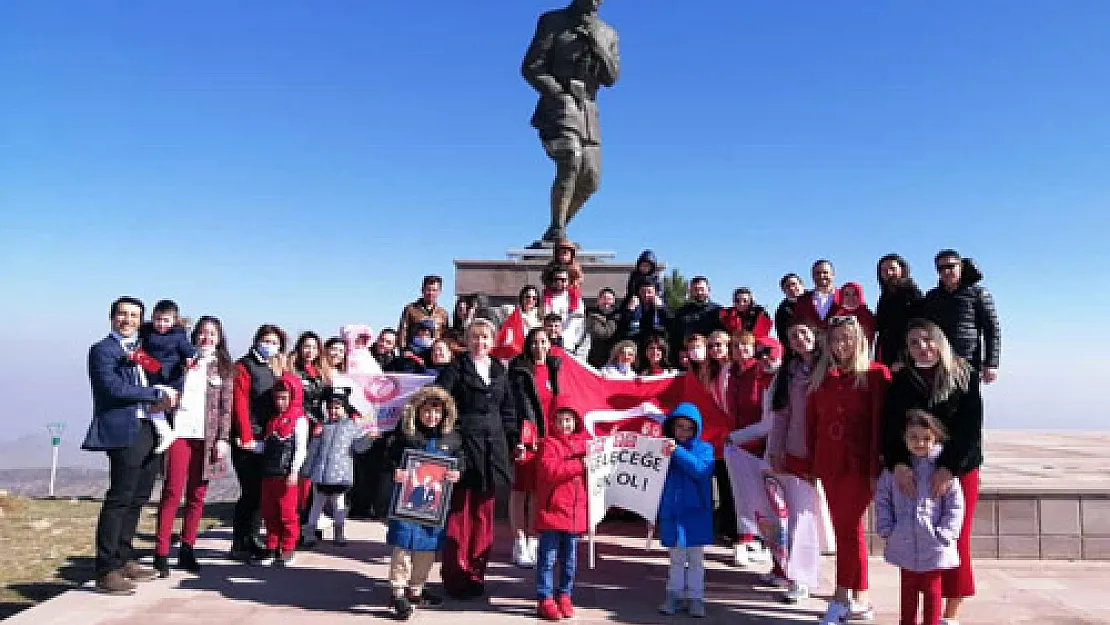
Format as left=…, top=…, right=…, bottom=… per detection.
left=667, top=546, right=705, bottom=599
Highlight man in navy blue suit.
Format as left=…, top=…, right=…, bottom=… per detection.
left=82, top=296, right=179, bottom=595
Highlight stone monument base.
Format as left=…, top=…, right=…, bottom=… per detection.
left=455, top=248, right=660, bottom=308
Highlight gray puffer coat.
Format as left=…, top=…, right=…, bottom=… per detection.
left=300, top=418, right=372, bottom=487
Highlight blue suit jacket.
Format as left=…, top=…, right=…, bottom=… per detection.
left=81, top=336, right=163, bottom=451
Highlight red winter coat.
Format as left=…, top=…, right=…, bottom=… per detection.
left=534, top=411, right=589, bottom=534
left=719, top=305, right=773, bottom=338
left=805, top=363, right=890, bottom=480
left=726, top=360, right=773, bottom=457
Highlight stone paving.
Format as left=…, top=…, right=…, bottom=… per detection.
left=8, top=519, right=1110, bottom=625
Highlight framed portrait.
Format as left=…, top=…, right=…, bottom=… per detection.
left=388, top=449, right=458, bottom=528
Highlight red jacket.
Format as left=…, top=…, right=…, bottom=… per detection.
left=534, top=412, right=589, bottom=534
left=805, top=363, right=890, bottom=480
left=793, top=289, right=841, bottom=331
left=726, top=361, right=773, bottom=457
left=719, top=306, right=773, bottom=338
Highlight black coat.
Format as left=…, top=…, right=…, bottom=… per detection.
left=434, top=355, right=516, bottom=492
left=585, top=306, right=620, bottom=369
left=881, top=367, right=983, bottom=476
left=507, top=354, right=562, bottom=442
left=673, top=300, right=722, bottom=355
left=774, top=298, right=797, bottom=352
left=920, top=260, right=1001, bottom=369
left=874, top=281, right=924, bottom=367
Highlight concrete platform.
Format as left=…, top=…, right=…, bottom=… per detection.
left=9, top=519, right=1110, bottom=625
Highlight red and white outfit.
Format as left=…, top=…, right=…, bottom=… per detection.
left=794, top=289, right=841, bottom=331
left=805, top=363, right=890, bottom=591
left=249, top=376, right=308, bottom=554
left=543, top=287, right=587, bottom=357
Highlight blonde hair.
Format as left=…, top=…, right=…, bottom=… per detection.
left=400, top=386, right=458, bottom=437
left=608, top=340, right=638, bottom=365
left=905, top=319, right=971, bottom=404
left=466, top=318, right=496, bottom=341
left=809, top=316, right=872, bottom=393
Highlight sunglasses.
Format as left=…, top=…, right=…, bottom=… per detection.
left=829, top=315, right=858, bottom=326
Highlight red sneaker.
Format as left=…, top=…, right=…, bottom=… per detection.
left=537, top=597, right=562, bottom=621
left=556, top=594, right=574, bottom=618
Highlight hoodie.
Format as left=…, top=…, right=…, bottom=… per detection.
left=657, top=402, right=715, bottom=549
left=831, top=281, right=876, bottom=345
left=534, top=406, right=590, bottom=534
left=875, top=445, right=964, bottom=573
left=624, top=249, right=663, bottom=303
left=254, top=375, right=309, bottom=478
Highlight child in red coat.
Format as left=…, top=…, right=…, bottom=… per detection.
left=533, top=406, right=589, bottom=621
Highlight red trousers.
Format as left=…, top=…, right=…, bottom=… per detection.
left=261, top=477, right=300, bottom=552
left=821, top=472, right=872, bottom=590
left=901, top=569, right=943, bottom=625
left=298, top=478, right=313, bottom=511
left=943, top=469, right=978, bottom=598
left=442, top=488, right=495, bottom=595
left=155, top=438, right=209, bottom=556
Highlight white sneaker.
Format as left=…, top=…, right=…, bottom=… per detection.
left=512, top=537, right=532, bottom=568
left=731, top=543, right=749, bottom=567
left=848, top=602, right=875, bottom=621
left=818, top=600, right=850, bottom=624
left=781, top=582, right=809, bottom=604
left=527, top=536, right=539, bottom=567
left=688, top=598, right=706, bottom=618
left=152, top=419, right=177, bottom=455
left=744, top=541, right=771, bottom=563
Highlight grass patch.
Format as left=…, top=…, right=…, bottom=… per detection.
left=0, top=496, right=232, bottom=619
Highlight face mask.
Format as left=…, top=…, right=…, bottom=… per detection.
left=257, top=344, right=279, bottom=359
left=690, top=347, right=706, bottom=361
left=412, top=336, right=433, bottom=349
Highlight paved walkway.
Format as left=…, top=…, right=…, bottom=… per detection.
left=8, top=519, right=1109, bottom=625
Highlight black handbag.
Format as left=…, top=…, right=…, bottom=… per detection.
left=261, top=434, right=294, bottom=478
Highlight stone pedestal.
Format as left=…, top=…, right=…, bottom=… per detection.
left=455, top=248, right=659, bottom=307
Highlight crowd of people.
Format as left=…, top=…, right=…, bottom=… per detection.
left=82, top=243, right=1000, bottom=625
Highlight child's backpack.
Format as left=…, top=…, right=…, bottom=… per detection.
left=262, top=434, right=294, bottom=478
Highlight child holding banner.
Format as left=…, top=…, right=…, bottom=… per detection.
left=533, top=405, right=589, bottom=620
left=657, top=402, right=715, bottom=618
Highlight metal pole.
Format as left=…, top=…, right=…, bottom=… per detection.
left=49, top=444, right=59, bottom=497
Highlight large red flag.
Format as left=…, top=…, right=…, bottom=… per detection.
left=554, top=350, right=733, bottom=450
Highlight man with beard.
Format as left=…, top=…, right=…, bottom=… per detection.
left=774, top=273, right=807, bottom=353
left=397, top=275, right=449, bottom=349
left=873, top=254, right=924, bottom=367
left=372, top=328, right=400, bottom=371
left=586, top=287, right=620, bottom=368
left=673, top=276, right=722, bottom=358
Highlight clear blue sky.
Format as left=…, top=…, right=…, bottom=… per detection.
left=2, top=0, right=1108, bottom=446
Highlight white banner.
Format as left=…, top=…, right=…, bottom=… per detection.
left=347, top=373, right=436, bottom=435
left=587, top=432, right=672, bottom=529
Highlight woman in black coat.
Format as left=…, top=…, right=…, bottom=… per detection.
left=874, top=253, right=924, bottom=367
left=506, top=327, right=563, bottom=568
left=434, top=319, right=516, bottom=599
left=880, top=318, right=983, bottom=623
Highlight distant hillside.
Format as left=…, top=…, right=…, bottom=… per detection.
left=0, top=468, right=241, bottom=502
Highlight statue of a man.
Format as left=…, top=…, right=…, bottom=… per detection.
left=523, top=0, right=620, bottom=244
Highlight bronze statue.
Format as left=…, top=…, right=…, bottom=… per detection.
left=523, top=0, right=620, bottom=245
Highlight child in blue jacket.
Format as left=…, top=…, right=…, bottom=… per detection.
left=657, top=402, right=715, bottom=618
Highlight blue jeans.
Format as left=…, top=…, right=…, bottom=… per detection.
left=535, top=531, right=578, bottom=599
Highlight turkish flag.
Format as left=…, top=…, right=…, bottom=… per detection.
left=553, top=350, right=733, bottom=452
left=491, top=307, right=525, bottom=361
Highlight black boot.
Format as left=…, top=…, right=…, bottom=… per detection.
left=178, top=544, right=201, bottom=573
left=153, top=555, right=170, bottom=578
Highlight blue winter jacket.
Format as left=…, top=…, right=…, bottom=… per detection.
left=657, top=403, right=715, bottom=549
left=385, top=431, right=465, bottom=552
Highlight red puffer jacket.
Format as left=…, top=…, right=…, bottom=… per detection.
left=534, top=408, right=589, bottom=534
